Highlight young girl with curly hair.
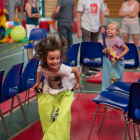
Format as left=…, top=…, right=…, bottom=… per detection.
left=33, top=36, right=80, bottom=140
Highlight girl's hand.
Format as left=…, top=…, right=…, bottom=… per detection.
left=115, top=56, right=120, bottom=61
left=32, top=82, right=40, bottom=89
left=102, top=48, right=108, bottom=54
left=72, top=83, right=81, bottom=90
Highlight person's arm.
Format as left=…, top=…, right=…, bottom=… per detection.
left=125, top=2, right=139, bottom=18
left=25, top=2, right=41, bottom=18
left=119, top=2, right=131, bottom=17
left=51, top=6, right=61, bottom=20
left=100, top=10, right=105, bottom=34
left=72, top=7, right=76, bottom=22
left=115, top=44, right=129, bottom=60
left=71, top=67, right=81, bottom=90
left=76, top=11, right=83, bottom=39
left=32, top=71, right=42, bottom=89
left=104, top=6, right=110, bottom=16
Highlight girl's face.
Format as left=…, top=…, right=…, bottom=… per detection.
left=46, top=50, right=61, bottom=71
left=107, top=24, right=118, bottom=38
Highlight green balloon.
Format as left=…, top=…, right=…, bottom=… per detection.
left=10, top=26, right=26, bottom=42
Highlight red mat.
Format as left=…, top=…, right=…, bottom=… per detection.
left=87, top=71, right=140, bottom=83
left=0, top=89, right=36, bottom=115
left=12, top=93, right=138, bottom=140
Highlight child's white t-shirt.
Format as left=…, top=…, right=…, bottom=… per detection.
left=77, top=0, right=105, bottom=32
left=37, top=64, right=76, bottom=95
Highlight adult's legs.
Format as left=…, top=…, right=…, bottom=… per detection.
left=67, top=26, right=73, bottom=50
left=57, top=23, right=68, bottom=47
left=91, top=31, right=100, bottom=42
left=132, top=34, right=140, bottom=61
left=123, top=33, right=130, bottom=43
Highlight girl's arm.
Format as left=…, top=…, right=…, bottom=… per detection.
left=25, top=2, right=41, bottom=18
left=119, top=2, right=131, bottom=17
left=125, top=2, right=139, bottom=18
left=32, top=71, right=42, bottom=89
left=71, top=67, right=81, bottom=90
left=116, top=44, right=129, bottom=60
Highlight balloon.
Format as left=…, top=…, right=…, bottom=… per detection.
left=10, top=25, right=26, bottom=42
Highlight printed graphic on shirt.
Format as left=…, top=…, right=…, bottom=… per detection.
left=107, top=46, right=118, bottom=65
left=48, top=76, right=63, bottom=89
left=90, top=3, right=98, bottom=16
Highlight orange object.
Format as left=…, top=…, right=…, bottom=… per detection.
left=46, top=20, right=58, bottom=31
left=13, top=10, right=21, bottom=25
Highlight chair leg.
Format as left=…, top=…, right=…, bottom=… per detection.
left=42, top=81, right=44, bottom=89
left=97, top=105, right=107, bottom=133
left=87, top=104, right=101, bottom=140
left=16, top=94, right=29, bottom=126
left=22, top=47, right=24, bottom=62
left=0, top=107, right=11, bottom=137
left=34, top=89, right=38, bottom=99
left=108, top=109, right=113, bottom=120
left=28, top=89, right=30, bottom=104
left=79, top=85, right=82, bottom=93
left=24, top=90, right=28, bottom=106
left=134, top=124, right=136, bottom=140
left=137, top=124, right=140, bottom=137
left=10, top=97, right=14, bottom=115
left=124, top=113, right=132, bottom=140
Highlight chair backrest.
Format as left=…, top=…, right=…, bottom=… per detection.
left=0, top=69, right=4, bottom=103
left=64, top=43, right=80, bottom=66
left=128, top=83, right=140, bottom=123
left=20, top=58, right=39, bottom=92
left=124, top=43, right=139, bottom=68
left=80, top=42, right=104, bottom=64
left=29, top=28, right=47, bottom=41
left=1, top=62, right=24, bottom=102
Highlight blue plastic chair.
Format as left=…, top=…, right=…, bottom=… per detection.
left=19, top=58, right=39, bottom=105
left=1, top=62, right=30, bottom=127
left=64, top=43, right=82, bottom=92
left=80, top=42, right=104, bottom=87
left=80, top=42, right=104, bottom=67
left=106, top=78, right=140, bottom=95
left=87, top=91, right=130, bottom=140
left=0, top=70, right=11, bottom=137
left=124, top=83, right=140, bottom=140
left=64, top=43, right=80, bottom=66
left=124, top=43, right=139, bottom=69
left=22, top=28, right=47, bottom=62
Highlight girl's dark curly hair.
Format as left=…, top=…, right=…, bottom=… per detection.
left=34, top=35, right=67, bottom=68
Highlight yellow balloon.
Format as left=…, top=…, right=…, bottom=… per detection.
left=10, top=26, right=26, bottom=42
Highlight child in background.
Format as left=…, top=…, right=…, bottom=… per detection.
left=102, top=21, right=129, bottom=91
left=33, top=36, right=81, bottom=140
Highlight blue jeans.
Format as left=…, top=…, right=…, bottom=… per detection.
left=57, top=23, right=73, bottom=52
left=99, top=26, right=107, bottom=48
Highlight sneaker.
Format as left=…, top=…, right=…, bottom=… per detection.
left=89, top=67, right=100, bottom=72
left=85, top=72, right=92, bottom=77
left=80, top=71, right=92, bottom=77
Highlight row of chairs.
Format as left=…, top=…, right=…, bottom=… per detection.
left=66, top=42, right=139, bottom=70
left=0, top=58, right=43, bottom=138
left=87, top=80, right=140, bottom=140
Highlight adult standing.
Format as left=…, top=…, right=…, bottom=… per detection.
left=77, top=0, right=105, bottom=76
left=99, top=0, right=110, bottom=48
left=119, top=0, right=140, bottom=60
left=51, top=0, right=76, bottom=51
left=25, top=0, right=41, bottom=60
